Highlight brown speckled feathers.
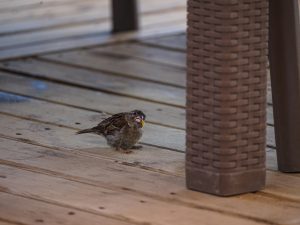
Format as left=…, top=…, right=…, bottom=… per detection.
left=76, top=110, right=146, bottom=152
left=77, top=112, right=127, bottom=135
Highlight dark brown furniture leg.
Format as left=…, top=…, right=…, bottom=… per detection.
left=186, top=0, right=268, bottom=196
left=111, top=0, right=139, bottom=33
left=269, top=0, right=300, bottom=172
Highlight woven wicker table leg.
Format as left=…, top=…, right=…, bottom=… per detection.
left=186, top=0, right=268, bottom=196
left=269, top=0, right=300, bottom=172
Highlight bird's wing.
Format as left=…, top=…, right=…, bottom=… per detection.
left=94, top=112, right=127, bottom=135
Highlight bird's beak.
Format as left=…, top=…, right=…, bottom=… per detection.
left=135, top=116, right=145, bottom=128
left=141, top=120, right=145, bottom=128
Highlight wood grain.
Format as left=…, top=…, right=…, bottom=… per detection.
left=0, top=9, right=185, bottom=49
left=0, top=0, right=186, bottom=60
left=40, top=48, right=273, bottom=104
left=42, top=50, right=186, bottom=88
left=0, top=25, right=186, bottom=61
left=0, top=111, right=279, bottom=175
left=0, top=164, right=269, bottom=225
left=0, top=73, right=276, bottom=150
left=0, top=138, right=299, bottom=225
left=0, top=71, right=185, bottom=129
left=90, top=41, right=186, bottom=68
left=0, top=58, right=185, bottom=107
left=0, top=104, right=185, bottom=152
left=0, top=192, right=129, bottom=225
left=141, top=33, right=187, bottom=51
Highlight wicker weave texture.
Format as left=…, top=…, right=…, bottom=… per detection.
left=186, top=0, right=268, bottom=194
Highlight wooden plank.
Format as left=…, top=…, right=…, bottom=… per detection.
left=0, top=58, right=274, bottom=123
left=1, top=57, right=273, bottom=124
left=0, top=58, right=185, bottom=107
left=0, top=8, right=185, bottom=49
left=141, top=33, right=187, bottom=51
left=0, top=135, right=185, bottom=183
left=0, top=0, right=101, bottom=12
left=0, top=0, right=106, bottom=23
left=0, top=90, right=278, bottom=157
left=0, top=138, right=300, bottom=225
left=40, top=48, right=272, bottom=105
left=0, top=1, right=185, bottom=35
left=0, top=192, right=129, bottom=225
left=0, top=9, right=107, bottom=35
left=0, top=24, right=186, bottom=61
left=0, top=100, right=185, bottom=152
left=0, top=91, right=277, bottom=169
left=0, top=220, right=18, bottom=225
left=0, top=0, right=186, bottom=60
left=0, top=22, right=110, bottom=49
left=90, top=42, right=186, bottom=68
left=0, top=71, right=185, bottom=129
left=0, top=165, right=268, bottom=225
left=42, top=50, right=186, bottom=88
left=0, top=72, right=276, bottom=149
left=0, top=0, right=184, bottom=19
left=89, top=42, right=272, bottom=107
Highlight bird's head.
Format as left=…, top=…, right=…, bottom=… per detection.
left=126, top=110, right=146, bottom=128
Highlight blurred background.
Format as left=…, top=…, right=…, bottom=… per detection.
left=0, top=0, right=186, bottom=60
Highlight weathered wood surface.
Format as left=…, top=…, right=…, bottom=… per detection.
left=1, top=6, right=299, bottom=224
left=0, top=165, right=278, bottom=225
left=0, top=133, right=300, bottom=225
left=0, top=192, right=130, bottom=225
left=0, top=71, right=276, bottom=150
left=0, top=71, right=185, bottom=129
left=0, top=97, right=276, bottom=170
left=0, top=58, right=186, bottom=107
left=0, top=0, right=186, bottom=60
left=42, top=50, right=186, bottom=87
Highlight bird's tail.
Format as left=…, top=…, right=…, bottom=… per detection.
left=76, top=128, right=96, bottom=135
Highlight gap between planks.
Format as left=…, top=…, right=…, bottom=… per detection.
left=0, top=25, right=186, bottom=61
left=0, top=70, right=186, bottom=130
left=0, top=64, right=275, bottom=149
left=1, top=137, right=300, bottom=225
left=0, top=165, right=274, bottom=225
left=0, top=192, right=131, bottom=225
left=0, top=59, right=186, bottom=108
left=0, top=1, right=186, bottom=60
left=0, top=0, right=185, bottom=34
left=0, top=110, right=278, bottom=174
left=0, top=9, right=186, bottom=49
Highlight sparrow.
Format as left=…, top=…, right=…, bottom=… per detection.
left=76, top=110, right=146, bottom=153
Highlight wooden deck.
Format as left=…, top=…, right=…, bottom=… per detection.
left=0, top=1, right=300, bottom=225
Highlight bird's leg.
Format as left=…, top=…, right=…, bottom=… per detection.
left=114, top=135, right=132, bottom=153
left=115, top=134, right=123, bottom=151
left=115, top=146, right=132, bottom=154
left=131, top=145, right=143, bottom=150
left=120, top=148, right=133, bottom=154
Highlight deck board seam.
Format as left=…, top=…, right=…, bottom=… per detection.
left=0, top=161, right=284, bottom=225
left=0, top=131, right=184, bottom=175
left=0, top=189, right=145, bottom=225
left=36, top=57, right=187, bottom=89
left=0, top=217, right=29, bottom=225
left=0, top=66, right=185, bottom=108
left=0, top=88, right=185, bottom=130
left=0, top=0, right=103, bottom=13
left=137, top=41, right=186, bottom=53
left=88, top=48, right=186, bottom=70
left=0, top=4, right=185, bottom=36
